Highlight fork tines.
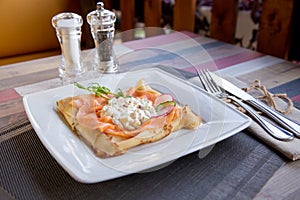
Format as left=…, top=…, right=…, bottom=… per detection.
left=197, top=69, right=220, bottom=94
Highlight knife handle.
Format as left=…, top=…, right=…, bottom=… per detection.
left=227, top=96, right=294, bottom=141
left=247, top=99, right=300, bottom=138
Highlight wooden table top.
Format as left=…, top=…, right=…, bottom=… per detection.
left=1, top=31, right=300, bottom=199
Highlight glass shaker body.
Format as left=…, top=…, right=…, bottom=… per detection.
left=52, top=13, right=85, bottom=83
left=87, top=2, right=119, bottom=73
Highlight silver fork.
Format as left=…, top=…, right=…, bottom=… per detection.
left=197, top=69, right=294, bottom=141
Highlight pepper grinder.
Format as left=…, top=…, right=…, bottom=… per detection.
left=51, top=12, right=85, bottom=84
left=87, top=2, right=119, bottom=73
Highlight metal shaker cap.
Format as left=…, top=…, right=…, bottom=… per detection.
left=87, top=2, right=116, bottom=29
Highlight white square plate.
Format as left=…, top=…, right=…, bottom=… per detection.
left=23, top=68, right=251, bottom=183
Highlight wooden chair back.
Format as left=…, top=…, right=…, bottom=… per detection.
left=119, top=0, right=294, bottom=59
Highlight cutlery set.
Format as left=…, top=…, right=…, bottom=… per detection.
left=197, top=69, right=300, bottom=141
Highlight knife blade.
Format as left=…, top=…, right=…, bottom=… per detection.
left=209, top=71, right=300, bottom=138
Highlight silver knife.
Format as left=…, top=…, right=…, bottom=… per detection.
left=209, top=72, right=300, bottom=138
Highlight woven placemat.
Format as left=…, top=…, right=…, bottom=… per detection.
left=0, top=118, right=285, bottom=200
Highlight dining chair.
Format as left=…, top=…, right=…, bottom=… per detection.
left=118, top=0, right=295, bottom=60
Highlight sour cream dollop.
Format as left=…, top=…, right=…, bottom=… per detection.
left=100, top=96, right=156, bottom=131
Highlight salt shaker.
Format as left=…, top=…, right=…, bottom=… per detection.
left=87, top=2, right=119, bottom=73
left=52, top=12, right=85, bottom=84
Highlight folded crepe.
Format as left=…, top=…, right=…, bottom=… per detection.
left=57, top=80, right=202, bottom=158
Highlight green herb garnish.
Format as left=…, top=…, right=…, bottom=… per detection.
left=74, top=82, right=124, bottom=99
left=116, top=88, right=125, bottom=97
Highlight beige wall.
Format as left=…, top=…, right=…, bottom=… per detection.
left=0, top=0, right=81, bottom=64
